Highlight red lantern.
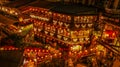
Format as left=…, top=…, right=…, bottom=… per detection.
left=27, top=49, right=30, bottom=52
left=90, top=48, right=93, bottom=51
left=58, top=52, right=61, bottom=55
left=105, top=30, right=116, bottom=38
left=42, top=50, right=45, bottom=52
left=46, top=50, right=49, bottom=53
left=12, top=48, right=15, bottom=50
left=38, top=49, right=41, bottom=52
left=45, top=55, right=48, bottom=58
left=41, top=56, right=43, bottom=59
left=35, top=49, right=37, bottom=52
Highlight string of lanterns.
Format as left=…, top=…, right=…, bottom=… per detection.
left=23, top=48, right=62, bottom=63
left=22, top=47, right=97, bottom=64
left=0, top=6, right=20, bottom=16
left=0, top=46, right=18, bottom=51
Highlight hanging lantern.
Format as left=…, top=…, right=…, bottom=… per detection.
left=54, top=53, right=57, bottom=57
left=45, top=31, right=48, bottom=34
left=105, top=30, right=116, bottom=38
left=45, top=55, right=48, bottom=58
left=19, top=17, right=23, bottom=22
left=68, top=16, right=71, bottom=21
left=8, top=48, right=11, bottom=50
left=50, top=32, right=54, bottom=36
left=88, top=24, right=93, bottom=28
left=85, top=50, right=88, bottom=53
left=115, top=19, right=119, bottom=23
left=12, top=48, right=15, bottom=50
left=53, top=20, right=57, bottom=25
left=41, top=56, right=44, bottom=59
left=38, top=29, right=42, bottom=32
left=27, top=49, right=30, bottom=52
left=79, top=51, right=82, bottom=54
left=50, top=55, right=52, bottom=58
left=85, top=37, right=89, bottom=41
left=37, top=57, right=40, bottom=60
left=57, top=35, right=62, bottom=39
left=90, top=48, right=93, bottom=51
left=75, top=24, right=80, bottom=28
left=63, top=37, right=68, bottom=41
left=74, top=17, right=77, bottom=22
left=42, top=50, right=45, bottom=53
left=30, top=49, right=33, bottom=52
left=79, top=38, right=84, bottom=42
left=73, top=38, right=78, bottom=42
left=46, top=50, right=49, bottom=53
left=64, top=23, right=69, bottom=28
left=35, top=49, right=37, bottom=52
left=59, top=53, right=62, bottom=56
left=81, top=24, right=86, bottom=28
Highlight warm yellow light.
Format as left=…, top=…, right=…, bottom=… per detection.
left=45, top=55, right=48, bottom=58
left=41, top=57, right=43, bottom=59
left=71, top=45, right=82, bottom=51
left=10, top=10, right=14, bottom=14
left=19, top=17, right=23, bottom=22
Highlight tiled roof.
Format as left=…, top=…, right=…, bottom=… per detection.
left=103, top=12, right=120, bottom=19
left=50, top=4, right=98, bottom=15
left=4, top=0, right=36, bottom=8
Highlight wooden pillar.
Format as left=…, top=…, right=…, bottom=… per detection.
left=91, top=0, right=95, bottom=6
left=82, top=0, right=86, bottom=4
left=70, top=16, right=74, bottom=30
left=88, top=0, right=92, bottom=5
left=113, top=0, right=119, bottom=9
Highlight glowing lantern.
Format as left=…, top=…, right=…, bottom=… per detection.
left=16, top=48, right=18, bottom=50
left=90, top=48, right=93, bottom=51
left=12, top=48, right=14, bottom=50
left=105, top=30, right=116, bottom=38
left=79, top=51, right=82, bottom=54
left=85, top=50, right=88, bottom=53
left=59, top=53, right=62, bottom=56
left=42, top=50, right=45, bottom=52
left=54, top=54, right=57, bottom=57
left=50, top=55, right=52, bottom=58
left=73, top=38, right=78, bottom=42
left=71, top=45, right=82, bottom=51
left=30, top=49, right=33, bottom=52
left=0, top=48, right=4, bottom=50
left=37, top=57, right=40, bottom=60
left=10, top=10, right=14, bottom=14
left=8, top=48, right=11, bottom=50
left=46, top=50, right=49, bottom=52
left=74, top=51, right=77, bottom=54
left=41, top=57, right=43, bottom=59
left=19, top=17, right=23, bottom=22
left=35, top=49, right=37, bottom=52
left=27, top=49, right=29, bottom=52
left=45, top=55, right=48, bottom=58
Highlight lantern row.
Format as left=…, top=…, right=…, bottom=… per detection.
left=22, top=47, right=97, bottom=64
left=0, top=47, right=18, bottom=51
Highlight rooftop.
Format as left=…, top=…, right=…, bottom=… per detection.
left=20, top=0, right=98, bottom=15
left=50, top=4, right=98, bottom=15
left=4, top=0, right=36, bottom=8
